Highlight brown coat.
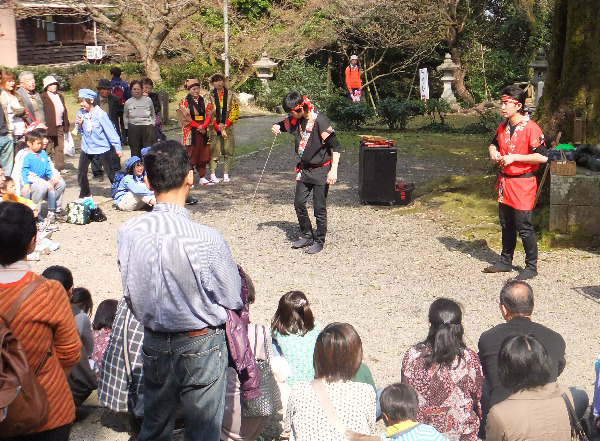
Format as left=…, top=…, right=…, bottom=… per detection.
left=485, top=382, right=573, bottom=441
left=40, top=91, right=70, bottom=136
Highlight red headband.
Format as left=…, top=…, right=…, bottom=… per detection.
left=290, top=96, right=314, bottom=113
left=501, top=96, right=520, bottom=105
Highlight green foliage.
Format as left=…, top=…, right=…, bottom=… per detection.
left=424, top=99, right=450, bottom=125
left=326, top=96, right=374, bottom=130
left=462, top=109, right=503, bottom=134
left=231, top=0, right=271, bottom=20
left=377, top=97, right=425, bottom=130
left=159, top=63, right=214, bottom=90
left=255, top=61, right=336, bottom=111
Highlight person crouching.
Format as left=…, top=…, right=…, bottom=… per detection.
left=113, top=156, right=155, bottom=211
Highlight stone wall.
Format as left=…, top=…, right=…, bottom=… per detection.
left=549, top=173, right=600, bottom=247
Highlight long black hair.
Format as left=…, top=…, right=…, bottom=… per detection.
left=419, top=298, right=466, bottom=367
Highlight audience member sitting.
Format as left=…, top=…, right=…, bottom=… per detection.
left=0, top=201, right=81, bottom=440
left=42, top=265, right=97, bottom=407
left=401, top=298, right=483, bottom=441
left=271, top=291, right=321, bottom=387
left=283, top=322, right=376, bottom=441
left=2, top=175, right=38, bottom=217
left=91, top=299, right=118, bottom=380
left=20, top=129, right=66, bottom=221
left=380, top=383, right=449, bottom=441
left=485, top=333, right=575, bottom=441
left=477, top=279, right=587, bottom=434
left=70, top=287, right=94, bottom=356
left=113, top=156, right=155, bottom=211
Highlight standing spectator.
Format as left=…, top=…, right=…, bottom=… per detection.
left=40, top=75, right=69, bottom=172
left=0, top=202, right=81, bottom=440
left=75, top=89, right=123, bottom=198
left=283, top=322, right=376, bottom=441
left=0, top=91, right=13, bottom=174
left=205, top=73, right=239, bottom=183
left=118, top=140, right=242, bottom=441
left=177, top=78, right=211, bottom=185
left=485, top=334, right=575, bottom=441
left=140, top=77, right=167, bottom=142
left=110, top=66, right=130, bottom=143
left=92, top=78, right=122, bottom=181
left=123, top=80, right=155, bottom=159
left=1, top=70, right=30, bottom=155
left=345, top=55, right=361, bottom=101
left=484, top=85, right=548, bottom=280
left=16, top=70, right=45, bottom=125
left=401, top=298, right=483, bottom=441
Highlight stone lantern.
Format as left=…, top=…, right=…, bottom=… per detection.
left=437, top=53, right=460, bottom=104
left=529, top=50, right=548, bottom=107
left=252, top=52, right=278, bottom=92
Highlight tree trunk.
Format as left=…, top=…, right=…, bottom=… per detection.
left=536, top=0, right=600, bottom=143
left=144, top=57, right=161, bottom=82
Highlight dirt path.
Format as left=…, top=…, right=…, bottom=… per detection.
left=29, top=115, right=600, bottom=440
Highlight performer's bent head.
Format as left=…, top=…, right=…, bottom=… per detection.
left=501, top=85, right=527, bottom=114
left=282, top=91, right=305, bottom=113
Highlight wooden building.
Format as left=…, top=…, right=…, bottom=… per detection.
left=0, top=0, right=96, bottom=67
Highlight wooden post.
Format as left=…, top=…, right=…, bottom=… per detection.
left=159, top=90, right=169, bottom=123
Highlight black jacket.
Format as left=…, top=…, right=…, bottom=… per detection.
left=478, top=316, right=566, bottom=407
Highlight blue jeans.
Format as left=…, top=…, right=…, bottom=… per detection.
left=0, top=134, right=14, bottom=175
left=139, top=326, right=228, bottom=441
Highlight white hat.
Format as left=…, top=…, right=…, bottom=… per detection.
left=43, top=75, right=59, bottom=90
left=350, top=55, right=359, bottom=60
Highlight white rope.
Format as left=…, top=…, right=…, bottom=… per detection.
left=252, top=133, right=278, bottom=200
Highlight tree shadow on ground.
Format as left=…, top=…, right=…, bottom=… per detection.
left=256, top=220, right=299, bottom=242
left=571, top=286, right=600, bottom=305
left=437, top=236, right=501, bottom=266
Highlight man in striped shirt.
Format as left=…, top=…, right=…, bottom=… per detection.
left=118, top=140, right=242, bottom=441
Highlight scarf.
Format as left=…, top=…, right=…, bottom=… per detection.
left=297, top=110, right=318, bottom=159
left=186, top=94, right=205, bottom=143
left=212, top=88, right=228, bottom=124
left=84, top=106, right=102, bottom=133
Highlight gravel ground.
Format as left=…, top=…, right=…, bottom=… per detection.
left=28, top=115, right=600, bottom=440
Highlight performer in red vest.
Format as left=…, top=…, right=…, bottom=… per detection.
left=484, top=85, right=548, bottom=280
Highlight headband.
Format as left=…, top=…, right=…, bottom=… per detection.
left=501, top=97, right=521, bottom=105
left=290, top=95, right=314, bottom=113
left=187, top=82, right=200, bottom=90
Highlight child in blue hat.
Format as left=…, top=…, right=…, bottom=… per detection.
left=113, top=155, right=155, bottom=211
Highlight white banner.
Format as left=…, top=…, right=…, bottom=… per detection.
left=419, top=68, right=429, bottom=100
left=86, top=46, right=103, bottom=60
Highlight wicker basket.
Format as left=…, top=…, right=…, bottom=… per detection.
left=550, top=150, right=577, bottom=176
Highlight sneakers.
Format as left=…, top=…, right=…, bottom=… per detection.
left=292, top=237, right=314, bottom=249
left=223, top=174, right=230, bottom=183
left=199, top=177, right=214, bottom=186
left=46, top=212, right=56, bottom=224
left=210, top=174, right=221, bottom=184
left=483, top=262, right=512, bottom=273
left=185, top=196, right=198, bottom=205
left=305, top=243, right=324, bottom=254
left=516, top=268, right=538, bottom=280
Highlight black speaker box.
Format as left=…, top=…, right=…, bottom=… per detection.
left=358, top=144, right=397, bottom=204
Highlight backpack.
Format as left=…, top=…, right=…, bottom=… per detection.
left=112, top=84, right=126, bottom=106
left=0, top=276, right=51, bottom=437
left=111, top=171, right=126, bottom=199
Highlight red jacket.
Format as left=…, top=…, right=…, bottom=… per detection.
left=345, top=65, right=361, bottom=91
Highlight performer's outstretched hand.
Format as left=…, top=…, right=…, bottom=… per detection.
left=271, top=124, right=281, bottom=135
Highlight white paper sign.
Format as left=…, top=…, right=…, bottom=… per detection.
left=419, top=68, right=429, bottom=100
left=86, top=46, right=103, bottom=60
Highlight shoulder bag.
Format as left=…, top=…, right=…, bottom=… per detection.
left=561, top=392, right=589, bottom=441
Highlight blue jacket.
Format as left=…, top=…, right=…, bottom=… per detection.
left=21, top=150, right=53, bottom=185
left=77, top=107, right=122, bottom=155
left=113, top=174, right=153, bottom=203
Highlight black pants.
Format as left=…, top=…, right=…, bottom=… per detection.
left=5, top=424, right=72, bottom=441
left=294, top=180, right=329, bottom=244
left=91, top=145, right=121, bottom=177
left=128, top=124, right=155, bottom=159
left=498, top=203, right=537, bottom=270
left=78, top=151, right=116, bottom=198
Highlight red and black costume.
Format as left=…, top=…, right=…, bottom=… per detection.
left=491, top=115, right=546, bottom=271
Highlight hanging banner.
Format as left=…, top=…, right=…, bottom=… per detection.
left=419, top=68, right=429, bottom=100
left=86, top=46, right=103, bottom=60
